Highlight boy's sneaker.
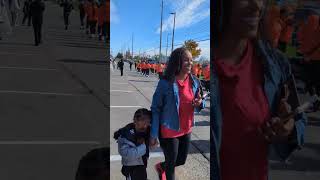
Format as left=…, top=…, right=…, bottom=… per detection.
left=155, top=163, right=166, bottom=180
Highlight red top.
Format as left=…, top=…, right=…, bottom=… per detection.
left=215, top=41, right=270, bottom=180
left=161, top=75, right=194, bottom=138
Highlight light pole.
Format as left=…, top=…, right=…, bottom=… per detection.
left=170, top=12, right=176, bottom=53
left=166, top=33, right=171, bottom=60
left=159, top=0, right=164, bottom=63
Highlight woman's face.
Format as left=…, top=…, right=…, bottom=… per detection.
left=228, top=0, right=265, bottom=39
left=180, top=51, right=193, bottom=75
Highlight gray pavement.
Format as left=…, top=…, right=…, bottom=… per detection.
left=269, top=94, right=320, bottom=179
left=0, top=1, right=107, bottom=180
left=110, top=63, right=210, bottom=179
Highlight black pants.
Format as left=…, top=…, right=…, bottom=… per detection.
left=22, top=13, right=32, bottom=26
left=90, top=21, right=97, bottom=34
left=121, top=165, right=147, bottom=180
left=32, top=20, right=42, bottom=45
left=305, top=61, right=320, bottom=96
left=64, top=12, right=70, bottom=27
left=159, top=133, right=191, bottom=180
left=158, top=72, right=163, bottom=79
left=80, top=9, right=85, bottom=26
left=146, top=69, right=149, bottom=76
left=120, top=68, right=123, bottom=76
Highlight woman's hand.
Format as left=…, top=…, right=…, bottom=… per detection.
left=149, top=138, right=159, bottom=149
left=260, top=94, right=295, bottom=143
left=193, top=90, right=203, bottom=107
left=260, top=117, right=295, bottom=143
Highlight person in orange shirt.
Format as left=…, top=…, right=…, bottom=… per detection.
left=203, top=64, right=210, bottom=92
left=146, top=63, right=151, bottom=77
left=278, top=6, right=295, bottom=52
left=298, top=15, right=320, bottom=96
left=141, top=61, right=146, bottom=76
left=198, top=66, right=202, bottom=79
left=98, top=0, right=107, bottom=41
left=192, top=64, right=199, bottom=77
left=84, top=0, right=91, bottom=34
left=264, top=5, right=282, bottom=48
left=86, top=0, right=98, bottom=38
left=157, top=63, right=164, bottom=79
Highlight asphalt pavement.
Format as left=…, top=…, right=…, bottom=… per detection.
left=0, top=1, right=107, bottom=180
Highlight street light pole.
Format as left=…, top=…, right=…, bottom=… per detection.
left=170, top=12, right=176, bottom=53
left=159, top=0, right=164, bottom=63
left=166, top=33, right=170, bottom=60
left=132, top=33, right=134, bottom=59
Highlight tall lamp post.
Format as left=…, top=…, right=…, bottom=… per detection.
left=170, top=12, right=176, bottom=53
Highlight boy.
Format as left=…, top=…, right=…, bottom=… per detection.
left=114, top=108, right=151, bottom=180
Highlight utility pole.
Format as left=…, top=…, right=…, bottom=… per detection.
left=170, top=12, right=176, bottom=53
left=159, top=0, right=163, bottom=63
left=166, top=33, right=170, bottom=60
left=131, top=33, right=134, bottom=59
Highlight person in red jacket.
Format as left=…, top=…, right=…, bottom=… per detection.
left=86, top=0, right=98, bottom=38
left=98, top=0, right=107, bottom=41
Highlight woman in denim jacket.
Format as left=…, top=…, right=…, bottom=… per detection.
left=211, top=0, right=306, bottom=180
left=150, top=47, right=205, bottom=180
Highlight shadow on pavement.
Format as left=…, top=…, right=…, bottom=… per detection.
left=270, top=143, right=320, bottom=172
left=195, top=109, right=210, bottom=117
left=59, top=43, right=106, bottom=49
left=0, top=42, right=34, bottom=46
left=128, top=80, right=157, bottom=83
left=190, top=140, right=210, bottom=154
left=195, top=120, right=210, bottom=127
left=57, top=59, right=106, bottom=65
left=149, top=140, right=210, bottom=154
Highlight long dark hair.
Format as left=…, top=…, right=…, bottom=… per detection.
left=163, top=47, right=190, bottom=83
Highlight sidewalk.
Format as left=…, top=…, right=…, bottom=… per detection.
left=110, top=63, right=210, bottom=179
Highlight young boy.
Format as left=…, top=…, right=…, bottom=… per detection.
left=114, top=108, right=151, bottom=180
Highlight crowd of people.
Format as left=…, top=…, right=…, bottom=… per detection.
left=132, top=59, right=210, bottom=93
left=264, top=3, right=320, bottom=96
left=0, top=0, right=109, bottom=44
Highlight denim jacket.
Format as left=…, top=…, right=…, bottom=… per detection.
left=150, top=74, right=205, bottom=139
left=210, top=40, right=307, bottom=180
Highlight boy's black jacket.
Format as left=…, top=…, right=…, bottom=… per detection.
left=114, top=123, right=150, bottom=166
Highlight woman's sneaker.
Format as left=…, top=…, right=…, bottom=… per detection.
left=155, top=163, right=166, bottom=180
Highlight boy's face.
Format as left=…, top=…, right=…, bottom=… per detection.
left=134, top=115, right=151, bottom=132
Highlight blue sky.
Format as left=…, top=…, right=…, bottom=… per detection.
left=110, top=0, right=210, bottom=60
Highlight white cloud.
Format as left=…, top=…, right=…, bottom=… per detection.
left=157, top=0, right=209, bottom=33
left=110, top=0, right=120, bottom=23
left=196, top=40, right=210, bottom=60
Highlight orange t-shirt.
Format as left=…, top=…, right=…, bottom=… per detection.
left=203, top=65, right=210, bottom=81
left=98, top=5, right=107, bottom=25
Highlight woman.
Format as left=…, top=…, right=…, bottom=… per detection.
left=0, top=0, right=11, bottom=40
left=150, top=47, right=205, bottom=180
left=211, top=0, right=306, bottom=180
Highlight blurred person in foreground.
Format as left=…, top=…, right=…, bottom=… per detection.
left=75, top=147, right=108, bottom=180
left=211, top=0, right=306, bottom=180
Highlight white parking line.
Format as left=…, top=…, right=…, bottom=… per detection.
left=110, top=90, right=134, bottom=93
left=0, top=90, right=87, bottom=96
left=110, top=106, right=142, bottom=108
left=110, top=152, right=164, bottom=162
left=0, top=52, right=36, bottom=56
left=0, top=66, right=57, bottom=71
left=111, top=83, right=128, bottom=85
left=0, top=141, right=101, bottom=145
